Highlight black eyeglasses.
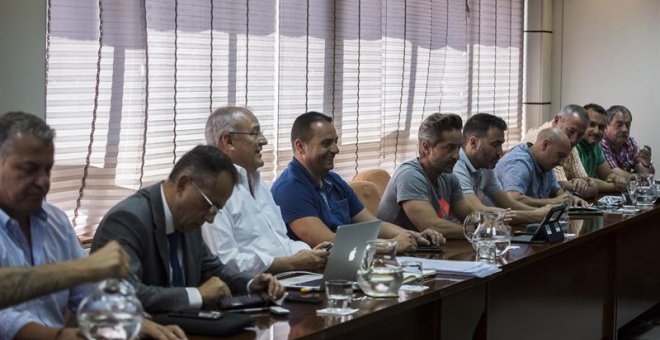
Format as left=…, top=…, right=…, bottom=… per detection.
left=191, top=182, right=220, bottom=215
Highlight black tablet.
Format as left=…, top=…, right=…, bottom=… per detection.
left=511, top=204, right=567, bottom=244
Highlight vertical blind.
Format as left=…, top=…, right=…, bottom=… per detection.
left=46, top=0, right=524, bottom=240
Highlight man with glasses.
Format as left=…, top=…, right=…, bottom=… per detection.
left=202, top=107, right=329, bottom=275
left=92, top=145, right=284, bottom=314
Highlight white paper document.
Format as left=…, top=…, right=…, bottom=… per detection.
left=398, top=257, right=501, bottom=278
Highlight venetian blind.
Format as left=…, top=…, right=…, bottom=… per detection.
left=46, top=0, right=524, bottom=240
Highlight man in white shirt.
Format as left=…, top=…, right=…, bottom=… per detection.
left=202, top=107, right=329, bottom=275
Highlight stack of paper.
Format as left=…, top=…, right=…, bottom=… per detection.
left=398, top=257, right=501, bottom=278
left=402, top=269, right=437, bottom=284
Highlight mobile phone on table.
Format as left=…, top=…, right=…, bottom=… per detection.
left=269, top=306, right=290, bottom=316
left=169, top=309, right=223, bottom=320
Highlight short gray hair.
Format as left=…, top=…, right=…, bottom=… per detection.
left=559, top=104, right=589, bottom=125
left=606, top=105, right=632, bottom=123
left=0, top=111, right=55, bottom=156
left=205, top=107, right=253, bottom=146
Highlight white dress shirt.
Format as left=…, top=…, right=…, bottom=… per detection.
left=160, top=185, right=203, bottom=308
left=202, top=164, right=310, bottom=275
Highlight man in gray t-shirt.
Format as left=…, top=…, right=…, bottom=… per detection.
left=377, top=113, right=474, bottom=240
left=379, top=158, right=464, bottom=230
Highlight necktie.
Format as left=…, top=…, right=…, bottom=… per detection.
left=167, top=231, right=185, bottom=287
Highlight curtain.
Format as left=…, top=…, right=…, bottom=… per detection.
left=46, top=0, right=524, bottom=240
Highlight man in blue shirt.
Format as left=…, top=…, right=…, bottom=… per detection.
left=0, top=112, right=184, bottom=339
left=494, top=128, right=587, bottom=207
left=271, top=111, right=444, bottom=252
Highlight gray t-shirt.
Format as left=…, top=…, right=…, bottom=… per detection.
left=377, top=158, right=464, bottom=231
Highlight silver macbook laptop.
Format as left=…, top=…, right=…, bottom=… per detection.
left=279, top=220, right=381, bottom=291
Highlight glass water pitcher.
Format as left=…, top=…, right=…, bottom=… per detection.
left=356, top=239, right=403, bottom=297
left=77, top=279, right=144, bottom=340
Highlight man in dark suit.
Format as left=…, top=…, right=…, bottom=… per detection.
left=92, top=145, right=283, bottom=313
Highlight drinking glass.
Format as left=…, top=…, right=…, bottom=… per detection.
left=475, top=239, right=496, bottom=264
left=324, top=280, right=353, bottom=314
left=401, top=260, right=424, bottom=287
left=626, top=174, right=639, bottom=205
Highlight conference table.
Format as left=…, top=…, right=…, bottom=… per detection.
left=195, top=205, right=660, bottom=339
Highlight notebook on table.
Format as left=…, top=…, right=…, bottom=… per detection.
left=279, top=220, right=381, bottom=291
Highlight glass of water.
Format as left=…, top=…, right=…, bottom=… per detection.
left=401, top=260, right=424, bottom=287
left=324, top=279, right=353, bottom=314
left=475, top=239, right=496, bottom=264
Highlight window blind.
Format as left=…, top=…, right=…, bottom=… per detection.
left=46, top=0, right=524, bottom=240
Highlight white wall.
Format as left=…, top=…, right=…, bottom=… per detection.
left=552, top=0, right=660, bottom=165
left=0, top=0, right=46, bottom=118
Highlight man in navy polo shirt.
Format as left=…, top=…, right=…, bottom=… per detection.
left=271, top=111, right=444, bottom=253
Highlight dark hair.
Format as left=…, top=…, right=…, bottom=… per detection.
left=606, top=105, right=632, bottom=123
left=168, top=145, right=238, bottom=187
left=462, top=113, right=507, bottom=145
left=0, top=111, right=55, bottom=156
left=583, top=103, right=606, bottom=116
left=418, top=113, right=463, bottom=147
left=290, top=111, right=333, bottom=146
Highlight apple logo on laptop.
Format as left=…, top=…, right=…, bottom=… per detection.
left=348, top=247, right=357, bottom=262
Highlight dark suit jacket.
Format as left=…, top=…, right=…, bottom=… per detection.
left=92, top=183, right=252, bottom=313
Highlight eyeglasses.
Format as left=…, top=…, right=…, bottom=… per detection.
left=228, top=130, right=266, bottom=139
left=191, top=182, right=220, bottom=215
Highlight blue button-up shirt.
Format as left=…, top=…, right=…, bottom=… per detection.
left=495, top=143, right=561, bottom=199
left=271, top=157, right=364, bottom=240
left=0, top=202, right=94, bottom=339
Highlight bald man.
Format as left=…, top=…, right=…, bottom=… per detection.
left=522, top=104, right=598, bottom=199
left=495, top=128, right=588, bottom=207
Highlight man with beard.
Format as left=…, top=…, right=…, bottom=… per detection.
left=495, top=128, right=588, bottom=207
left=271, top=111, right=445, bottom=252
left=600, top=105, right=654, bottom=176
left=453, top=113, right=550, bottom=224
left=202, top=107, right=329, bottom=275
left=576, top=104, right=629, bottom=192
left=522, top=104, right=599, bottom=199
left=376, top=113, right=475, bottom=239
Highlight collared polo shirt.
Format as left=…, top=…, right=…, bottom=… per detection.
left=271, top=157, right=364, bottom=240
left=576, top=139, right=607, bottom=177
left=494, top=143, right=561, bottom=198
left=453, top=147, right=503, bottom=203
